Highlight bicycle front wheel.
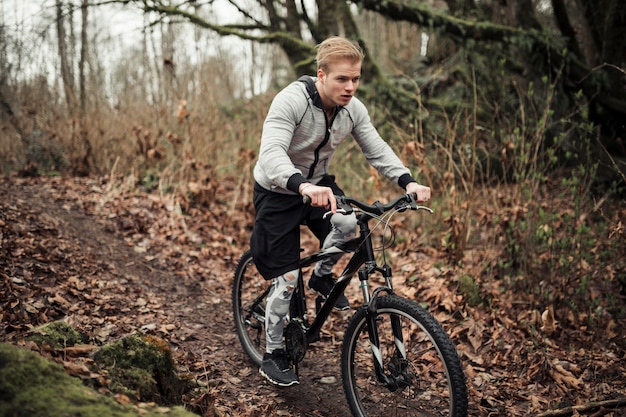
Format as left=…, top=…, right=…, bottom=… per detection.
left=232, top=249, right=268, bottom=366
left=341, top=294, right=468, bottom=417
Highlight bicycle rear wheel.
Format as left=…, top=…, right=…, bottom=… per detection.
left=341, top=294, right=468, bottom=417
left=232, top=249, right=268, bottom=366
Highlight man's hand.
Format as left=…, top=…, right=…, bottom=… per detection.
left=300, top=183, right=337, bottom=212
left=406, top=182, right=431, bottom=202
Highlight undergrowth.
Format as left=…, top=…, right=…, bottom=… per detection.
left=1, top=46, right=624, bottom=339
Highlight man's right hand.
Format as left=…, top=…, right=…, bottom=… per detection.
left=299, top=183, right=337, bottom=213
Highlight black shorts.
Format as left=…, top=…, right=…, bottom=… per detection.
left=250, top=175, right=345, bottom=280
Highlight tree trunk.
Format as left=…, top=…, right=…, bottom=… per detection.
left=284, top=0, right=301, bottom=36
left=513, top=0, right=542, bottom=30
left=316, top=0, right=342, bottom=38
left=56, top=0, right=76, bottom=109
left=551, top=0, right=584, bottom=59
left=599, top=0, right=626, bottom=84
left=79, top=0, right=87, bottom=114
left=74, top=0, right=91, bottom=176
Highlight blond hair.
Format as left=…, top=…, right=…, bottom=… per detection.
left=315, top=36, right=364, bottom=72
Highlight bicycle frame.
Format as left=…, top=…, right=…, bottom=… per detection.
left=287, top=204, right=422, bottom=389
left=292, top=210, right=397, bottom=350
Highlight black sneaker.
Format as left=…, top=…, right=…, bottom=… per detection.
left=308, top=272, right=350, bottom=311
left=259, top=349, right=299, bottom=387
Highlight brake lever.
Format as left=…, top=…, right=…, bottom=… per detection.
left=336, top=196, right=353, bottom=214
left=405, top=193, right=418, bottom=211
left=303, top=195, right=353, bottom=218
left=323, top=208, right=348, bottom=219
left=405, top=193, right=433, bottom=213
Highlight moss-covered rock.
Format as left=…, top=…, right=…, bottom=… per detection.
left=93, top=334, right=195, bottom=404
left=0, top=343, right=198, bottom=417
left=26, top=320, right=90, bottom=349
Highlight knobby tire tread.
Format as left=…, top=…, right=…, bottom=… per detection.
left=232, top=249, right=265, bottom=366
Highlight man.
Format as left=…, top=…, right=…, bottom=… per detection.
left=250, top=36, right=431, bottom=387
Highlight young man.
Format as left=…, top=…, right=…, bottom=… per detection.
left=250, top=36, right=431, bottom=387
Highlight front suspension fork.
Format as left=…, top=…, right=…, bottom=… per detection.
left=362, top=265, right=408, bottom=391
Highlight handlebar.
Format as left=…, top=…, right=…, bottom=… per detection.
left=303, top=193, right=433, bottom=216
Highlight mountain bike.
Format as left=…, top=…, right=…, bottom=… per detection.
left=232, top=193, right=468, bottom=417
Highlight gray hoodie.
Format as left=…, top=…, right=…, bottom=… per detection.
left=253, top=76, right=415, bottom=194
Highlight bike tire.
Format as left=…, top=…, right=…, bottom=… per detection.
left=232, top=249, right=267, bottom=366
left=341, top=294, right=468, bottom=417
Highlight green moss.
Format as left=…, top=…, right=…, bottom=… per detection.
left=0, top=343, right=197, bottom=417
left=93, top=334, right=195, bottom=404
left=26, top=320, right=90, bottom=349
left=458, top=274, right=483, bottom=307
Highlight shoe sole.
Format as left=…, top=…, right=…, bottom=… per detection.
left=259, top=368, right=299, bottom=387
left=307, top=284, right=350, bottom=311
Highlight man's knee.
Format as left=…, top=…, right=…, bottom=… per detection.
left=275, top=269, right=299, bottom=299
left=331, top=212, right=357, bottom=236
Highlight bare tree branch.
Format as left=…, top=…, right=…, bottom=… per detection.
left=130, top=0, right=316, bottom=72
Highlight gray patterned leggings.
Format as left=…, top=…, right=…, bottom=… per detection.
left=265, top=269, right=298, bottom=353
left=265, top=212, right=357, bottom=353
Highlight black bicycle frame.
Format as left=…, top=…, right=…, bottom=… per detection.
left=291, top=211, right=410, bottom=384
left=296, top=244, right=366, bottom=342
left=293, top=213, right=387, bottom=341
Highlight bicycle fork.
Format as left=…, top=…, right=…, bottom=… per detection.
left=363, top=267, right=412, bottom=392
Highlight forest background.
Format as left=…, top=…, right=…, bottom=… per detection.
left=1, top=0, right=626, bottom=416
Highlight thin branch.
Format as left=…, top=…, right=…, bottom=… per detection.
left=535, top=397, right=626, bottom=417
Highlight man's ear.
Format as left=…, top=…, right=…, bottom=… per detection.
left=317, top=68, right=325, bottom=82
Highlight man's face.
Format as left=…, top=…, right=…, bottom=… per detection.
left=317, top=58, right=362, bottom=108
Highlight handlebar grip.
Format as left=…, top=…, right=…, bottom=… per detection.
left=302, top=195, right=311, bottom=205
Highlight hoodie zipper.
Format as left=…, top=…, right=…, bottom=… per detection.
left=306, top=109, right=335, bottom=179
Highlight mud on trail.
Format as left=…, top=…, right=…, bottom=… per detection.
left=2, top=176, right=625, bottom=416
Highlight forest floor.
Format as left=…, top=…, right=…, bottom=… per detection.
left=1, top=175, right=625, bottom=416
